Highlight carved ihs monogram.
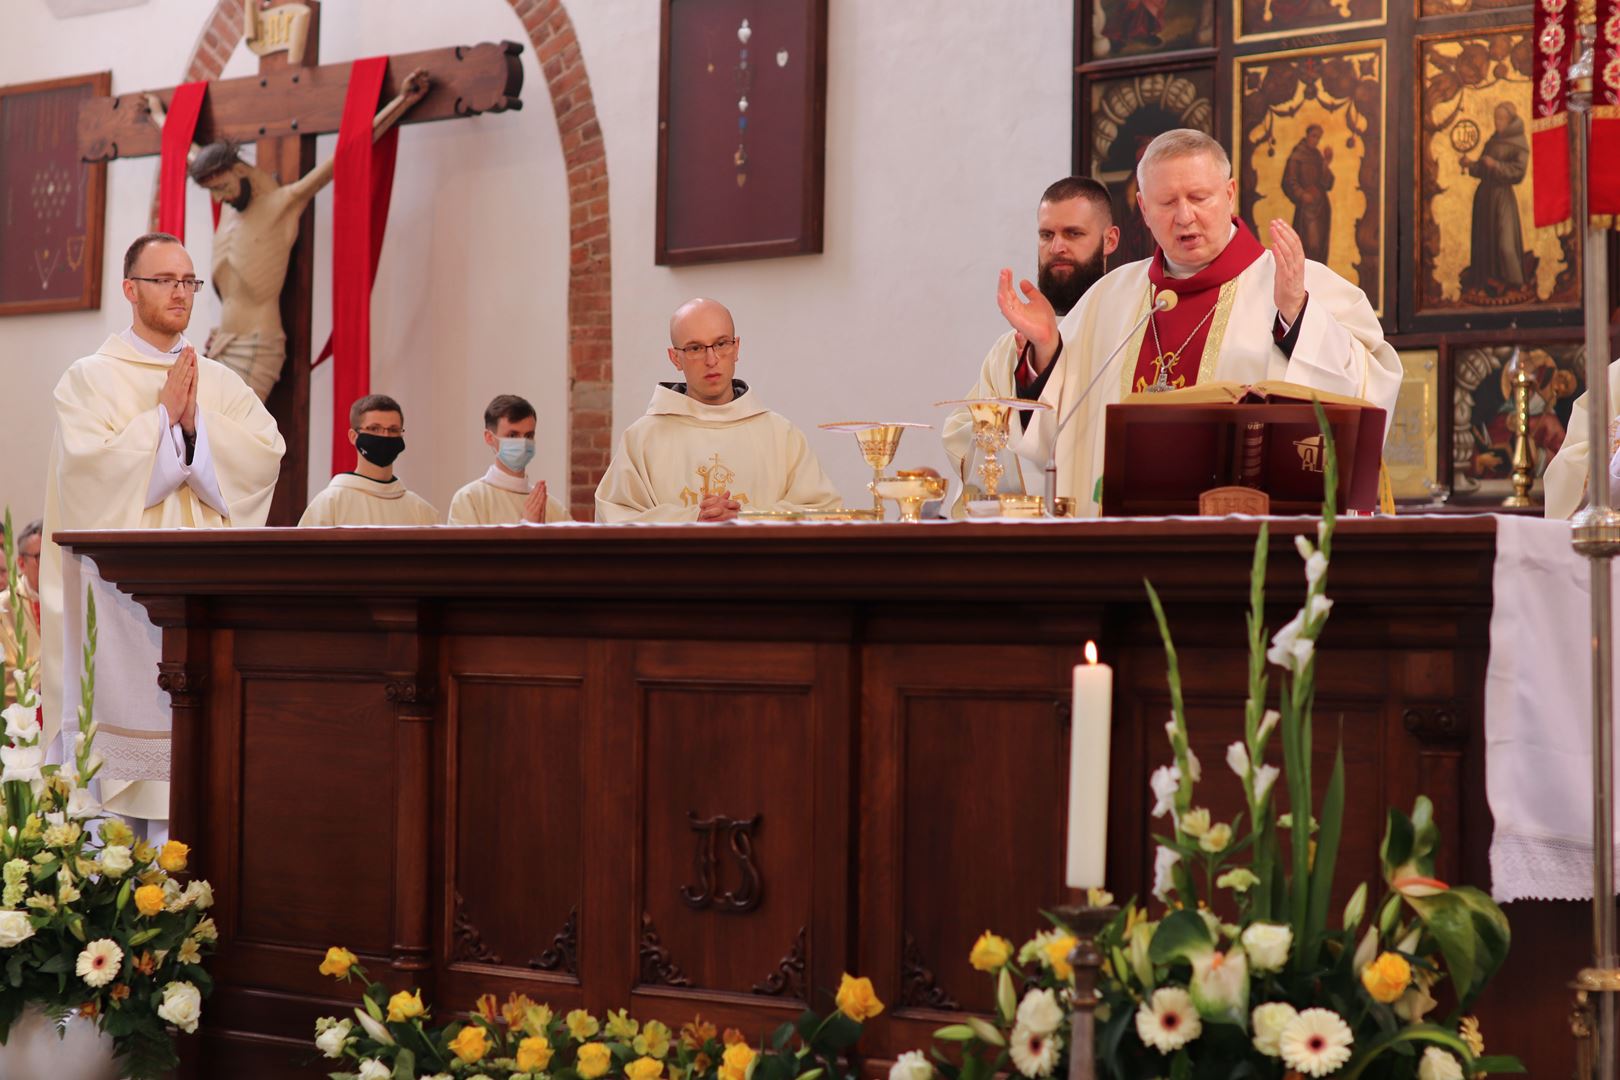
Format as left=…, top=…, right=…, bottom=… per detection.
left=679, top=453, right=751, bottom=508
left=681, top=812, right=763, bottom=913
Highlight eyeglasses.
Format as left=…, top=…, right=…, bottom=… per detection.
left=128, top=276, right=205, bottom=294
left=675, top=337, right=739, bottom=360
left=358, top=425, right=405, bottom=437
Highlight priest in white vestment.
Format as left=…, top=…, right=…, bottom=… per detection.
left=996, top=129, right=1402, bottom=515
left=41, top=232, right=285, bottom=823
left=448, top=394, right=571, bottom=525
left=944, top=177, right=1119, bottom=493
left=1544, top=358, right=1620, bottom=519
left=595, top=299, right=843, bottom=523
left=299, top=394, right=440, bottom=526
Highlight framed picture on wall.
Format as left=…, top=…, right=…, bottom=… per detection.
left=1087, top=0, right=1214, bottom=62
left=1450, top=341, right=1583, bottom=505
left=1233, top=0, right=1385, bottom=44
left=1415, top=28, right=1578, bottom=318
left=1388, top=349, right=1443, bottom=502
left=0, top=72, right=109, bottom=316
left=1084, top=67, right=1216, bottom=268
left=1235, top=42, right=1386, bottom=316
left=655, top=0, right=828, bottom=266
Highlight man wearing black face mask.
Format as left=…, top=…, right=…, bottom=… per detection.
left=943, top=178, right=1119, bottom=492
left=298, top=394, right=440, bottom=526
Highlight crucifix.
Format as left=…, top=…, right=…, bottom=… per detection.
left=77, top=0, right=524, bottom=524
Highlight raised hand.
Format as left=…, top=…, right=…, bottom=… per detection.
left=523, top=480, right=549, bottom=524
left=697, top=491, right=741, bottom=522
left=1268, top=219, right=1307, bottom=326
left=996, top=269, right=1061, bottom=371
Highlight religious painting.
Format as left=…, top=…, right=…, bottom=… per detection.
left=1418, top=0, right=1520, bottom=17
left=0, top=73, right=108, bottom=316
left=1450, top=342, right=1583, bottom=502
left=1236, top=43, right=1386, bottom=315
left=1234, top=0, right=1384, bottom=46
left=1387, top=350, right=1444, bottom=502
left=1418, top=29, right=1579, bottom=315
left=1089, top=0, right=1214, bottom=60
left=656, top=0, right=828, bottom=265
left=1086, top=68, right=1216, bottom=268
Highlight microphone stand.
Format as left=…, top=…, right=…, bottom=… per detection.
left=1042, top=291, right=1177, bottom=516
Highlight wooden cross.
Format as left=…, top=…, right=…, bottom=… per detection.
left=77, top=0, right=524, bottom=524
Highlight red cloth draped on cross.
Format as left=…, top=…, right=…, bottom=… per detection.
left=1534, top=0, right=1620, bottom=223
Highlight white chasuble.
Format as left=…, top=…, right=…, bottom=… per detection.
left=299, top=473, right=440, bottom=526
left=447, top=466, right=572, bottom=525
left=1013, top=252, right=1401, bottom=516
left=595, top=382, right=843, bottom=523
left=42, top=334, right=285, bottom=820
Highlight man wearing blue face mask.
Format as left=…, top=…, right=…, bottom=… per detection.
left=298, top=394, right=440, bottom=526
left=447, top=394, right=572, bottom=525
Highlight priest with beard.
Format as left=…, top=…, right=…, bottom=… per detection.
left=944, top=177, right=1119, bottom=492
left=997, top=129, right=1400, bottom=515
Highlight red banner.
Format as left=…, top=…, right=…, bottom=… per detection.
left=158, top=82, right=207, bottom=241
left=1593, top=0, right=1620, bottom=214
left=327, top=57, right=400, bottom=474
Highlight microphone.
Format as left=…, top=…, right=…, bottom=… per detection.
left=1043, top=288, right=1179, bottom=515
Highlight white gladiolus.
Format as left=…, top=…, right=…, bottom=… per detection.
left=0, top=745, right=42, bottom=783
left=1257, top=709, right=1280, bottom=743
left=1149, top=765, right=1180, bottom=819
left=1266, top=611, right=1306, bottom=671
left=1153, top=846, right=1181, bottom=902
left=1294, top=534, right=1314, bottom=560
left=1226, top=741, right=1250, bottom=781
left=1254, top=764, right=1281, bottom=803
left=1, top=704, right=35, bottom=742
left=1305, top=551, right=1328, bottom=584
left=1309, top=594, right=1333, bottom=620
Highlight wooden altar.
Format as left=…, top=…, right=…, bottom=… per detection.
left=60, top=517, right=1579, bottom=1077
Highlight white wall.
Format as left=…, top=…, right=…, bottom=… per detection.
left=0, top=0, right=1071, bottom=523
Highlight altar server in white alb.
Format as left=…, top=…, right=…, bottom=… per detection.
left=41, top=232, right=285, bottom=820
left=448, top=394, right=572, bottom=525
left=595, top=298, right=843, bottom=523
left=1544, top=358, right=1620, bottom=519
left=943, top=176, right=1119, bottom=491
left=996, top=129, right=1402, bottom=515
left=299, top=395, right=440, bottom=526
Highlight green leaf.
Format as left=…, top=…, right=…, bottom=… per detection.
left=391, top=1049, right=415, bottom=1080
left=811, top=1012, right=862, bottom=1053
left=1148, top=909, right=1214, bottom=965
left=964, top=1016, right=1005, bottom=1047
left=1169, top=1048, right=1193, bottom=1080
left=1304, top=746, right=1346, bottom=961
left=771, top=1021, right=795, bottom=1051
left=933, top=1025, right=976, bottom=1042
left=1472, top=1056, right=1526, bottom=1073
left=1341, top=1024, right=1475, bottom=1080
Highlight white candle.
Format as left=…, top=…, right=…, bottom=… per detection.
left=1066, top=640, right=1113, bottom=890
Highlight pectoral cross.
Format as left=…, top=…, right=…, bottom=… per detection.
left=1139, top=351, right=1186, bottom=394
left=77, top=0, right=523, bottom=523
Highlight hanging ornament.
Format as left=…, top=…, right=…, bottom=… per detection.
left=737, top=19, right=751, bottom=44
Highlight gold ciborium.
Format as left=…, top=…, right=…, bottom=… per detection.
left=935, top=397, right=1052, bottom=500
left=819, top=421, right=932, bottom=515
left=872, top=469, right=948, bottom=522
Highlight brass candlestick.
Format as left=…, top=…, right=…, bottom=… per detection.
left=1503, top=348, right=1536, bottom=509
left=819, top=422, right=931, bottom=516
left=1051, top=902, right=1117, bottom=1080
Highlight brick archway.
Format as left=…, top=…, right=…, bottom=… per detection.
left=180, top=0, right=613, bottom=518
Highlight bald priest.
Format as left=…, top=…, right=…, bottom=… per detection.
left=998, top=129, right=1401, bottom=515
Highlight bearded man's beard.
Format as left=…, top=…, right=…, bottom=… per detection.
left=1038, top=248, right=1107, bottom=315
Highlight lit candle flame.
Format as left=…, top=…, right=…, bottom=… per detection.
left=1084, top=641, right=1098, bottom=665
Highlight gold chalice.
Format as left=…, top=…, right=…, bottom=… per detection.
left=873, top=469, right=949, bottom=522
left=819, top=421, right=932, bottom=515
left=934, top=398, right=1052, bottom=500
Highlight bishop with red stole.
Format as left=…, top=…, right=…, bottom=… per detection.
left=1001, top=130, right=1401, bottom=515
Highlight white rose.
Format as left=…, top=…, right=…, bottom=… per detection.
left=1014, top=988, right=1064, bottom=1037
left=181, top=880, right=214, bottom=910
left=156, top=980, right=202, bottom=1034
left=889, top=1049, right=933, bottom=1080
left=1, top=703, right=35, bottom=742
left=315, top=1018, right=352, bottom=1059
left=1251, top=1001, right=1298, bottom=1057
left=1417, top=1047, right=1463, bottom=1080
left=1241, top=923, right=1293, bottom=973
left=357, top=1059, right=391, bottom=1080
left=0, top=911, right=34, bottom=948
left=98, top=845, right=132, bottom=878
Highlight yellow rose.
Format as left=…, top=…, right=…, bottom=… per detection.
left=578, top=1041, right=613, bottom=1079
left=157, top=841, right=190, bottom=874
left=834, top=973, right=884, bottom=1021
left=1361, top=951, right=1413, bottom=1004
left=318, top=946, right=357, bottom=978
left=133, top=884, right=165, bottom=918
left=606, top=1008, right=640, bottom=1041
left=450, top=1024, right=489, bottom=1063
left=568, top=1008, right=601, bottom=1041
left=969, top=931, right=1014, bottom=972
left=1045, top=934, right=1078, bottom=981
left=627, top=1055, right=664, bottom=1080
left=635, top=1019, right=673, bottom=1059
left=718, top=1040, right=756, bottom=1080
left=517, top=1036, right=555, bottom=1072
left=386, top=989, right=425, bottom=1023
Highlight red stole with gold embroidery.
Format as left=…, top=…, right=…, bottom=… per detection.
left=1131, top=220, right=1266, bottom=393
